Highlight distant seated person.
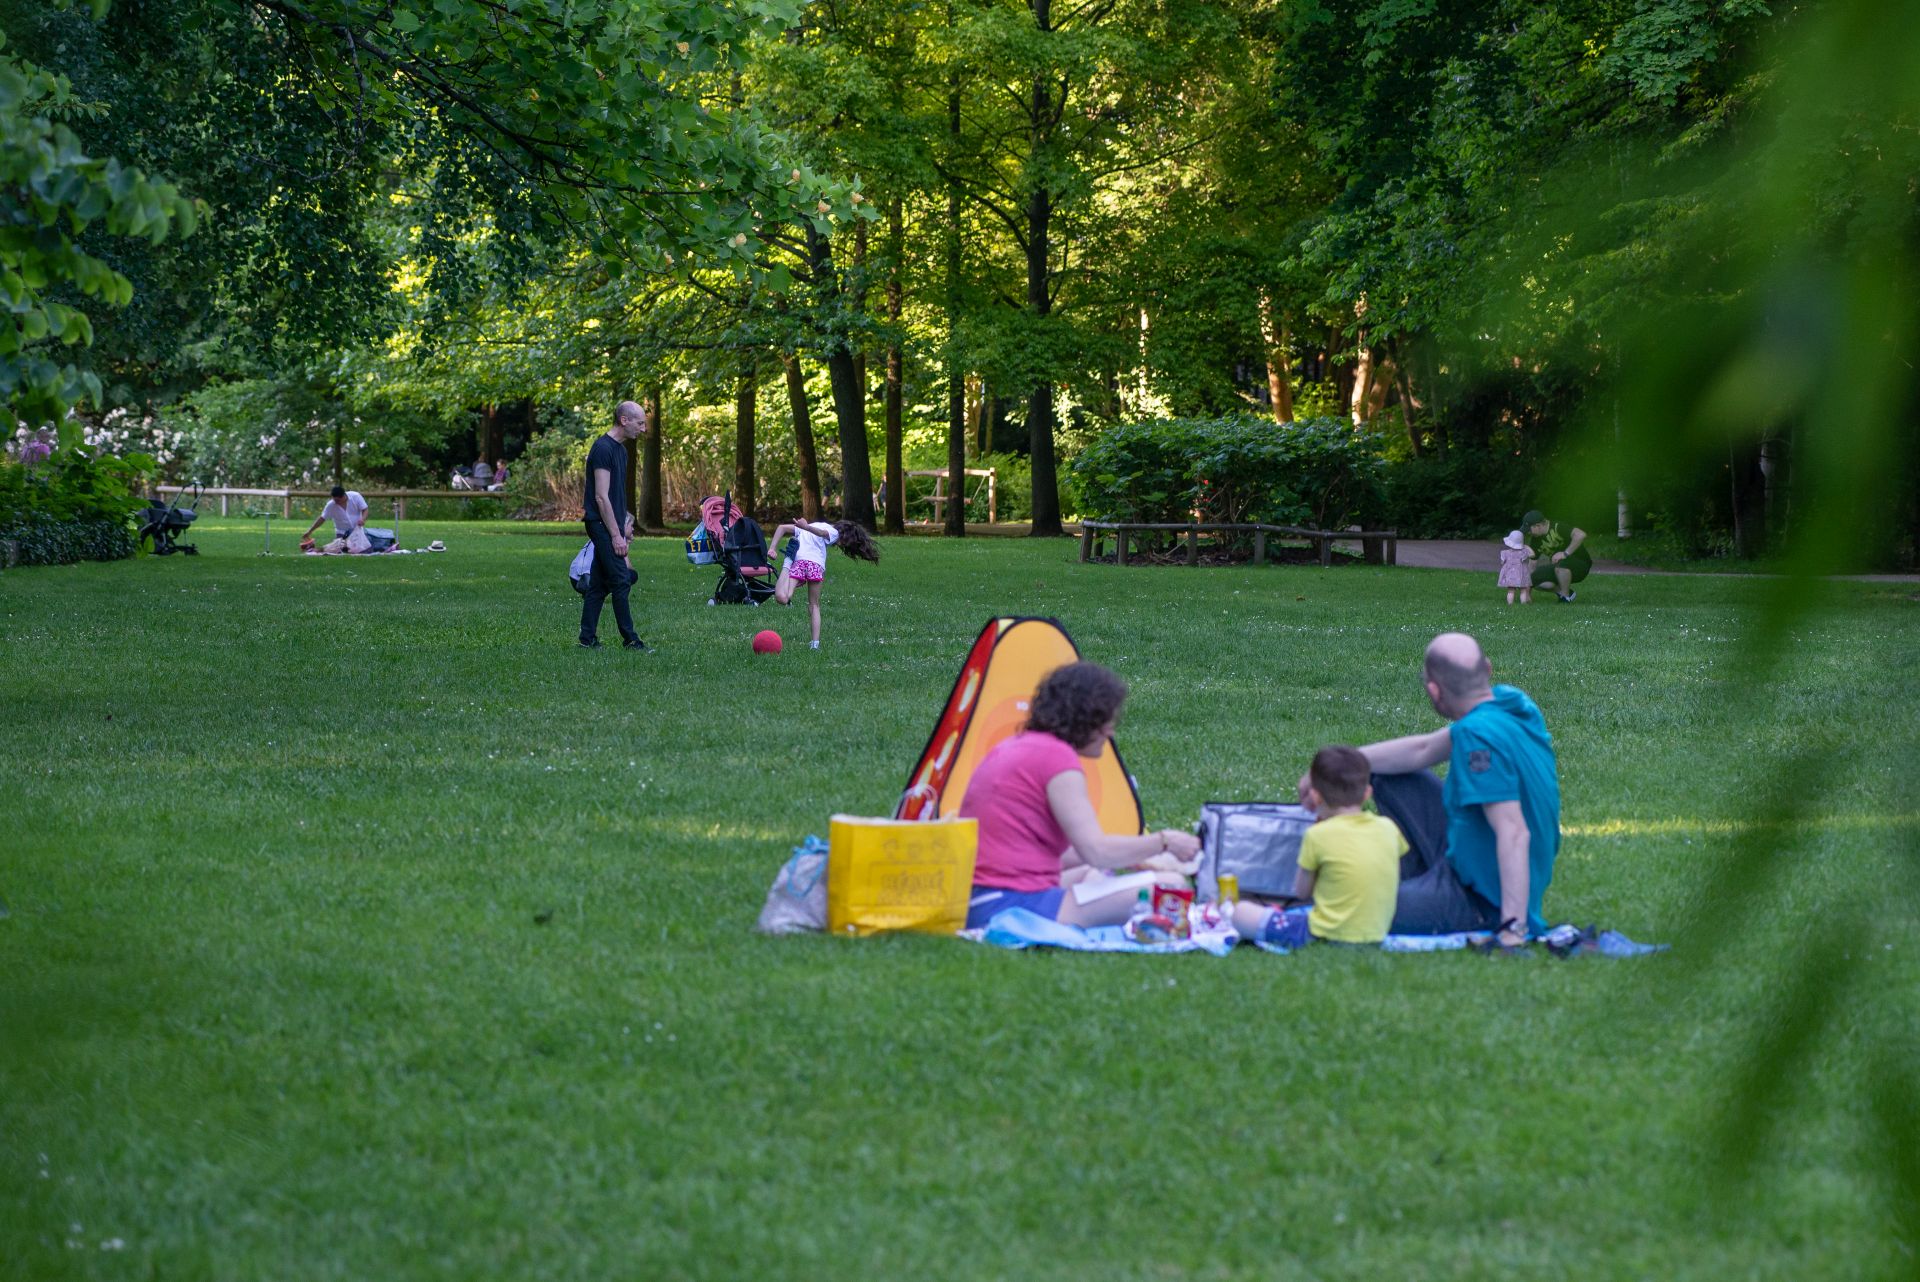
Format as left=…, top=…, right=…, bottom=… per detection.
left=300, top=485, right=367, bottom=552
left=471, top=458, right=494, bottom=487
left=487, top=458, right=509, bottom=491
left=958, top=662, right=1202, bottom=928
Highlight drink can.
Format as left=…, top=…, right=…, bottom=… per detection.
left=1217, top=873, right=1239, bottom=904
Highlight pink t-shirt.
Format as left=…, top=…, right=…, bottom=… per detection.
left=958, top=731, right=1085, bottom=892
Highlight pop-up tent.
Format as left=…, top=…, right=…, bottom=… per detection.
left=895, top=617, right=1143, bottom=834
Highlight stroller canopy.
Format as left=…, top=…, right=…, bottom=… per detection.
left=699, top=495, right=748, bottom=539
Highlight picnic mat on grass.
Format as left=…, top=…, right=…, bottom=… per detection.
left=965, top=909, right=1665, bottom=958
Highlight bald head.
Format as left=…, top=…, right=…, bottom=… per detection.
left=613, top=400, right=648, bottom=440
left=1423, top=632, right=1492, bottom=714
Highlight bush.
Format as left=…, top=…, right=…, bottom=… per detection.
left=1069, top=416, right=1382, bottom=529
left=1373, top=452, right=1540, bottom=539
left=0, top=514, right=137, bottom=566
left=0, top=448, right=151, bottom=566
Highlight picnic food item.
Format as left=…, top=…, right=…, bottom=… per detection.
left=1217, top=873, right=1239, bottom=906
left=1152, top=886, right=1195, bottom=939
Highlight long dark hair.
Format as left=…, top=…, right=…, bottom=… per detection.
left=1026, top=662, right=1128, bottom=751
left=834, top=521, right=880, bottom=563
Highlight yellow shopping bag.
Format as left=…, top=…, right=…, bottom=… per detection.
left=826, top=814, right=978, bottom=937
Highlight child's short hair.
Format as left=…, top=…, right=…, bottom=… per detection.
left=1309, top=745, right=1371, bottom=808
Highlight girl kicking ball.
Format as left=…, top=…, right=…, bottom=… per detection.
left=767, top=518, right=880, bottom=649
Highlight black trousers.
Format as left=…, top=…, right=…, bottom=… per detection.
left=580, top=518, right=638, bottom=644
left=1371, top=769, right=1500, bottom=935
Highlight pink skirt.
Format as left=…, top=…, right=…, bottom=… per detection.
left=788, top=558, right=824, bottom=583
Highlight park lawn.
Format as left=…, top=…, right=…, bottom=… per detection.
left=2, top=519, right=1915, bottom=1282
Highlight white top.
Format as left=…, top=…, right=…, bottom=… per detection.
left=793, top=522, right=839, bottom=565
left=322, top=492, right=368, bottom=536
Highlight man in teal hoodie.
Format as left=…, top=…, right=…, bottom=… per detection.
left=1358, top=633, right=1562, bottom=946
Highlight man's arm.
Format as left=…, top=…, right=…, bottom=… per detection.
left=1557, top=525, right=1587, bottom=560
left=592, top=468, right=627, bottom=555
left=1360, top=726, right=1452, bottom=774
left=1483, top=799, right=1530, bottom=941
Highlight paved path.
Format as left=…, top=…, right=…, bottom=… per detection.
left=1389, top=539, right=1919, bottom=583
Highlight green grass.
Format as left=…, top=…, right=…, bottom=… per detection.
left=3, top=519, right=1916, bottom=1280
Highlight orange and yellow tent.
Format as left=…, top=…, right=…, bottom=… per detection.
left=895, top=617, right=1143, bottom=835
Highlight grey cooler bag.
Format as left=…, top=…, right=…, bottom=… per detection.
left=1196, top=802, right=1316, bottom=903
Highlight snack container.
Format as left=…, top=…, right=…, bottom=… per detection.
left=1123, top=913, right=1178, bottom=945
left=1152, top=886, right=1195, bottom=939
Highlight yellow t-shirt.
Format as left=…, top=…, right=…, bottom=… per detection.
left=1299, top=812, right=1409, bottom=943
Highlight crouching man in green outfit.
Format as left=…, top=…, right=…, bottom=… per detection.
left=1524, top=509, right=1590, bottom=603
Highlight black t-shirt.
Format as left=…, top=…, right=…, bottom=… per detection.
left=583, top=433, right=629, bottom=526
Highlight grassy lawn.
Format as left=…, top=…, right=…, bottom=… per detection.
left=3, top=519, right=1916, bottom=1280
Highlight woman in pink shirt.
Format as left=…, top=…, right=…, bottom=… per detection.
left=958, top=662, right=1200, bottom=929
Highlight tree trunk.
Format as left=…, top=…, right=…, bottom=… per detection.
left=734, top=359, right=757, bottom=518
left=1024, top=0, right=1063, bottom=536
left=968, top=377, right=986, bottom=458
left=853, top=219, right=869, bottom=456
left=332, top=423, right=342, bottom=484
left=826, top=347, right=874, bottom=528
left=1390, top=339, right=1425, bottom=459
left=884, top=196, right=906, bottom=535
left=943, top=4, right=970, bottom=535
left=1730, top=436, right=1768, bottom=559
left=782, top=353, right=823, bottom=520
left=1258, top=293, right=1293, bottom=424
left=640, top=385, right=664, bottom=529
left=806, top=224, right=877, bottom=529
left=623, top=414, right=638, bottom=524
left=1349, top=341, right=1373, bottom=427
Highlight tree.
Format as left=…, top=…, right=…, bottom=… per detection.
left=0, top=23, right=196, bottom=434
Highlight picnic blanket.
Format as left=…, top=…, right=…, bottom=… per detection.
left=966, top=908, right=1665, bottom=958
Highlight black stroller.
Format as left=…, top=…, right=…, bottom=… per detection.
left=697, top=493, right=776, bottom=605
left=137, top=485, right=200, bottom=555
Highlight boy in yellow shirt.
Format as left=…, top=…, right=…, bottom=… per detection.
left=1248, top=745, right=1409, bottom=948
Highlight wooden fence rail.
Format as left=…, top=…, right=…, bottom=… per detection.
left=1078, top=520, right=1398, bottom=567
left=155, top=485, right=509, bottom=519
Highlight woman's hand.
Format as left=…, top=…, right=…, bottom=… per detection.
left=1159, top=829, right=1200, bottom=859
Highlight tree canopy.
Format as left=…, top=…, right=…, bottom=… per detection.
left=3, top=0, right=1914, bottom=563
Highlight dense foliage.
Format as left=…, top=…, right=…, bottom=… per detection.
left=2, top=0, right=1915, bottom=564
left=0, top=447, right=148, bottom=564
left=1071, top=417, right=1381, bottom=531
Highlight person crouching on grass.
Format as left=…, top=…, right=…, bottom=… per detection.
left=1239, top=745, right=1410, bottom=949
left=766, top=518, right=879, bottom=650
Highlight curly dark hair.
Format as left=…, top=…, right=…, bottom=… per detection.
left=833, top=521, right=880, bottom=563
left=1026, top=662, right=1128, bottom=751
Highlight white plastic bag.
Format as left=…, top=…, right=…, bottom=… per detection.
left=755, top=838, right=828, bottom=935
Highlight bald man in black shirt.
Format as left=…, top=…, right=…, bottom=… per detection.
left=579, top=400, right=651, bottom=650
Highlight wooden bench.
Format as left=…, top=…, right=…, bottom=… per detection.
left=1078, top=521, right=1398, bottom=567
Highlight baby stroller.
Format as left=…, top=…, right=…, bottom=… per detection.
left=137, top=485, right=199, bottom=556
left=696, top=492, right=776, bottom=605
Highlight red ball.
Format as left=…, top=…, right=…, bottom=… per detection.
left=751, top=629, right=783, bottom=655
